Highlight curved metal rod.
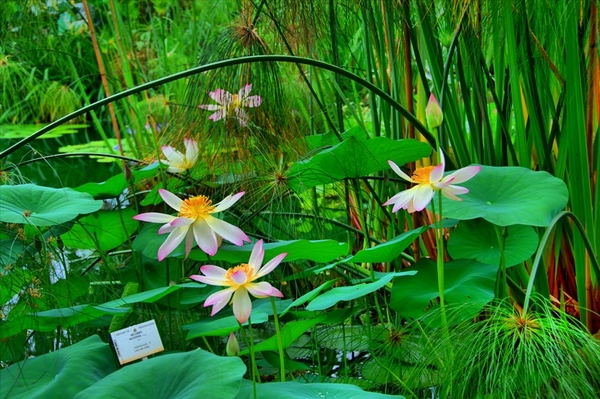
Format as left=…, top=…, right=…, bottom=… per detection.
left=0, top=55, right=432, bottom=160
left=3, top=152, right=142, bottom=169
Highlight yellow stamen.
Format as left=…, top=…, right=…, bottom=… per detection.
left=227, top=94, right=242, bottom=116
left=412, top=166, right=435, bottom=184
left=178, top=195, right=216, bottom=219
left=225, top=263, right=254, bottom=284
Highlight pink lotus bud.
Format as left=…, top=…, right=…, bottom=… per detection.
left=226, top=332, right=239, bottom=356
left=426, top=93, right=444, bottom=129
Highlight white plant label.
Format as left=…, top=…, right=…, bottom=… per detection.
left=110, top=319, right=164, bottom=365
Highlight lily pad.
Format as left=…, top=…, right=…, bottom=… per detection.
left=183, top=298, right=291, bottom=339
left=306, top=272, right=415, bottom=311
left=75, top=162, right=160, bottom=198
left=75, top=349, right=245, bottom=399
left=60, top=209, right=139, bottom=251
left=346, top=226, right=429, bottom=263
left=0, top=335, right=116, bottom=399
left=287, top=137, right=430, bottom=192
left=303, top=125, right=366, bottom=150
left=238, top=380, right=402, bottom=399
left=447, top=219, right=538, bottom=267
left=0, top=284, right=200, bottom=338
left=390, top=259, right=498, bottom=322
left=241, top=315, right=328, bottom=355
left=184, top=311, right=270, bottom=339
left=0, top=124, right=88, bottom=139
left=0, top=184, right=103, bottom=226
left=58, top=139, right=134, bottom=163
left=440, top=166, right=568, bottom=227
left=133, top=224, right=349, bottom=263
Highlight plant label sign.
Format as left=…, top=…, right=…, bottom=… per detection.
left=110, top=319, right=164, bottom=365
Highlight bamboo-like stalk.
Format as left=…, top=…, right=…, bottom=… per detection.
left=81, top=0, right=124, bottom=159
left=564, top=0, right=595, bottom=328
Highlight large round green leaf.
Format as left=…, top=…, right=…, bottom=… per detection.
left=0, top=335, right=116, bottom=399
left=390, top=259, right=498, bottom=322
left=0, top=184, right=103, bottom=226
left=75, top=349, right=246, bottom=399
left=60, top=209, right=139, bottom=251
left=287, top=136, right=430, bottom=192
left=238, top=380, right=402, bottom=398
left=75, top=163, right=160, bottom=198
left=440, top=166, right=568, bottom=226
left=133, top=224, right=349, bottom=263
left=447, top=219, right=538, bottom=267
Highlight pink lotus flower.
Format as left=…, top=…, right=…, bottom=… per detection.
left=198, top=84, right=262, bottom=127
left=160, top=138, right=199, bottom=173
left=190, top=239, right=286, bottom=324
left=133, top=189, right=250, bottom=260
left=383, top=151, right=481, bottom=213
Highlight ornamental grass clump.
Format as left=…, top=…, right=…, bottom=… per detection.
left=437, top=297, right=600, bottom=398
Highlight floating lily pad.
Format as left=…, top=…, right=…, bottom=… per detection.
left=0, top=124, right=88, bottom=139
left=0, top=184, right=103, bottom=226
left=58, top=139, right=134, bottom=163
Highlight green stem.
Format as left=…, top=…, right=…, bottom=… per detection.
left=270, top=297, right=286, bottom=382
left=201, top=336, right=214, bottom=354
left=246, top=317, right=259, bottom=398
left=6, top=152, right=142, bottom=168
left=430, top=197, right=447, bottom=329
left=523, top=211, right=600, bottom=314
left=494, top=225, right=509, bottom=298
left=430, top=128, right=447, bottom=328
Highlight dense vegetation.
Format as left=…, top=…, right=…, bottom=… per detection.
left=1, top=0, right=599, bottom=398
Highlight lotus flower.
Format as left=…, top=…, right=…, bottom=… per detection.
left=383, top=151, right=481, bottom=213
left=133, top=189, right=250, bottom=260
left=198, top=84, right=262, bottom=126
left=190, top=239, right=286, bottom=324
left=160, top=138, right=199, bottom=173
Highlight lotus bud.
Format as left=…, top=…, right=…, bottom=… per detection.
left=426, top=93, right=444, bottom=129
left=226, top=332, right=239, bottom=356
